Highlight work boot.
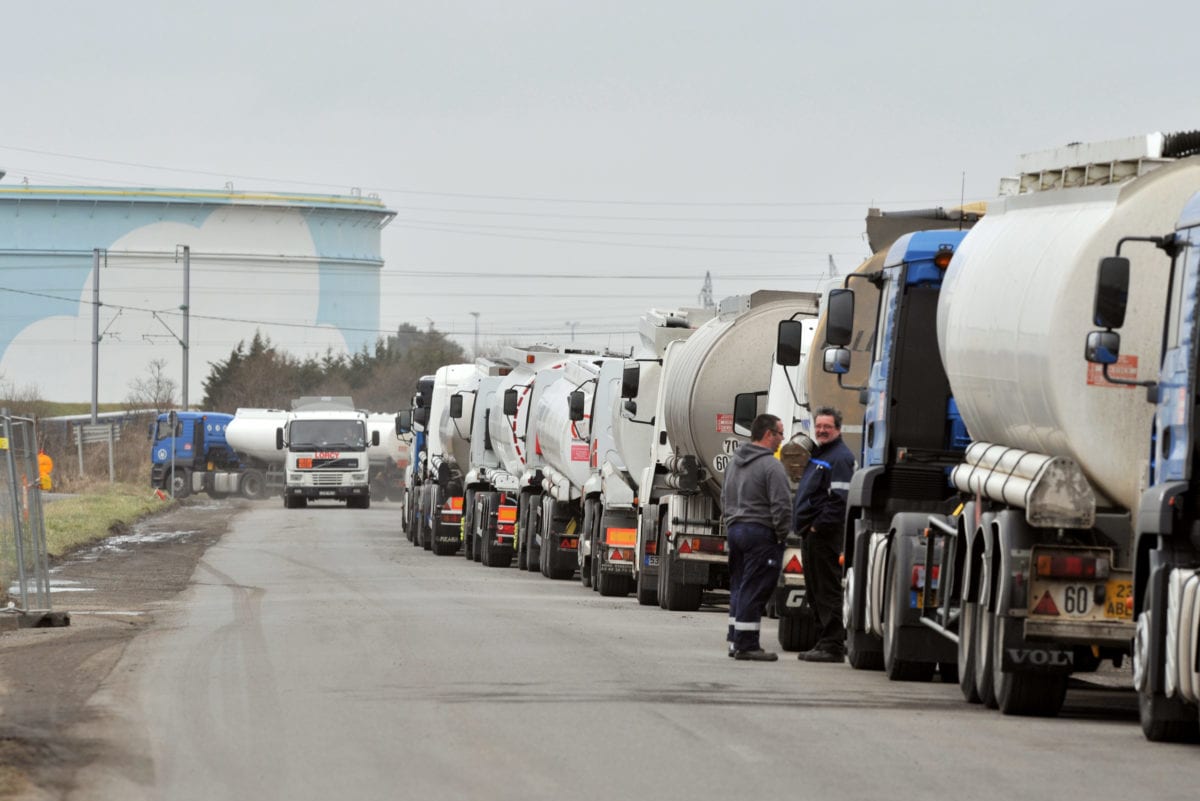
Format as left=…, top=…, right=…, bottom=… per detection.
left=797, top=646, right=844, bottom=663
left=728, top=643, right=736, bottom=658
left=734, top=649, right=779, bottom=662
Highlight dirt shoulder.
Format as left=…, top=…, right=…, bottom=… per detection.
left=0, top=497, right=241, bottom=800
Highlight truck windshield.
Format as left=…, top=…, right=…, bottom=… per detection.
left=289, top=420, right=367, bottom=451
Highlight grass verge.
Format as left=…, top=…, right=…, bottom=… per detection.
left=42, top=482, right=172, bottom=558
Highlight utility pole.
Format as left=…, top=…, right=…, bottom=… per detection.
left=179, top=245, right=190, bottom=410
left=566, top=321, right=579, bottom=343
left=469, top=311, right=480, bottom=357
left=90, top=249, right=103, bottom=424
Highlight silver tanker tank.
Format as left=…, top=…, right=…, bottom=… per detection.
left=938, top=156, right=1200, bottom=512
left=225, top=408, right=289, bottom=464
left=660, top=292, right=821, bottom=497
left=487, top=349, right=570, bottom=480
left=367, top=412, right=409, bottom=469
left=438, top=372, right=479, bottom=474
left=536, top=357, right=607, bottom=500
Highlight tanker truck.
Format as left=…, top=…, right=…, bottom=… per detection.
left=626, top=292, right=821, bottom=612
left=532, top=355, right=615, bottom=581
left=1080, top=131, right=1200, bottom=741
left=367, top=413, right=409, bottom=501
left=148, top=410, right=263, bottom=499
left=400, top=376, right=435, bottom=545
left=487, top=347, right=575, bottom=573
left=824, top=133, right=1200, bottom=718
left=415, top=364, right=477, bottom=554
left=451, top=357, right=517, bottom=567
left=278, top=397, right=378, bottom=509
left=819, top=230, right=971, bottom=680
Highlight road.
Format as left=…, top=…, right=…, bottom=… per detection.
left=63, top=501, right=1200, bottom=801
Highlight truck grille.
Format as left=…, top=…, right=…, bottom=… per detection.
left=311, top=473, right=345, bottom=486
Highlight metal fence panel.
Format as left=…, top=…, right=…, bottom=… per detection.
left=0, top=410, right=51, bottom=613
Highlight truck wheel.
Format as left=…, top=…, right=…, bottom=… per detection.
left=516, top=495, right=530, bottom=570
left=659, top=550, right=702, bottom=612
left=883, top=547, right=934, bottom=682
left=975, top=560, right=998, bottom=708
left=991, top=612, right=1067, bottom=716
left=579, top=501, right=594, bottom=588
left=1135, top=584, right=1200, bottom=741
left=777, top=608, right=817, bottom=652
left=169, top=469, right=192, bottom=499
left=636, top=566, right=658, bottom=606
left=957, top=600, right=982, bottom=703
left=524, top=497, right=542, bottom=572
left=597, top=569, right=631, bottom=598
left=240, top=469, right=267, bottom=500
left=845, top=568, right=884, bottom=670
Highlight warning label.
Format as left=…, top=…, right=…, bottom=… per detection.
left=716, top=413, right=733, bottom=433
left=571, top=444, right=590, bottom=461
left=1087, top=355, right=1138, bottom=389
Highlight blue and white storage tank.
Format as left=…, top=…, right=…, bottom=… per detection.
left=0, top=186, right=395, bottom=402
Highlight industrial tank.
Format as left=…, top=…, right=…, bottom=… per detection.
left=225, top=408, right=289, bottom=464
left=487, top=352, right=569, bottom=478
left=535, top=358, right=607, bottom=498
left=661, top=295, right=821, bottom=497
left=367, top=413, right=409, bottom=469
left=438, top=372, right=479, bottom=472
left=938, top=157, right=1200, bottom=511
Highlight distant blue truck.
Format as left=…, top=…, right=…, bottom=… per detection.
left=149, top=410, right=272, bottom=499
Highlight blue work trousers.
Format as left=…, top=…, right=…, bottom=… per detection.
left=726, top=522, right=784, bottom=652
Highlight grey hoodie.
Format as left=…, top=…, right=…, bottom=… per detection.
left=721, top=442, right=793, bottom=543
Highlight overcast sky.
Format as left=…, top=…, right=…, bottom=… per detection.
left=2, top=0, right=1197, bottom=363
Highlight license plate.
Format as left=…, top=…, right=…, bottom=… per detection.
left=1105, top=579, right=1133, bottom=620
left=319, top=491, right=335, bottom=496
left=645, top=555, right=660, bottom=567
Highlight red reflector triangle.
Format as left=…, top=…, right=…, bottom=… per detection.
left=1032, top=590, right=1060, bottom=616
left=678, top=539, right=692, bottom=554
left=784, top=555, right=803, bottom=574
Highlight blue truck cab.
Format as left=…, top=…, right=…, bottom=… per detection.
left=149, top=411, right=239, bottom=497
left=1085, top=190, right=1200, bottom=741
left=822, top=229, right=970, bottom=680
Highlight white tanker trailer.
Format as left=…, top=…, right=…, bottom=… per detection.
left=627, top=292, right=821, bottom=611
left=416, top=363, right=477, bottom=554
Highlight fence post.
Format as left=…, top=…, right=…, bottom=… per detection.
left=107, top=423, right=115, bottom=483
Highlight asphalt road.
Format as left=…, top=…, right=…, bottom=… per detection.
left=62, top=501, right=1200, bottom=801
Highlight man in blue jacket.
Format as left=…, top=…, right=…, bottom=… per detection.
left=793, top=407, right=855, bottom=663
left=722, top=413, right=792, bottom=661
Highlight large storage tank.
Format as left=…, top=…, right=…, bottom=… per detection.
left=0, top=186, right=394, bottom=403
left=661, top=294, right=821, bottom=496
left=938, top=155, right=1200, bottom=511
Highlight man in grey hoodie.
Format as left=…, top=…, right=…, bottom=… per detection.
left=722, top=413, right=792, bottom=661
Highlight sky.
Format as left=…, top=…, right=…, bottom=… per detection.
left=1, top=0, right=1197, bottom=388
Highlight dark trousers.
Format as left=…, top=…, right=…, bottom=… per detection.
left=727, top=522, right=783, bottom=652
left=801, top=524, right=846, bottom=651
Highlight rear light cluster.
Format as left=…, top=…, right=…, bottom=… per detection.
left=676, top=537, right=725, bottom=555
left=496, top=504, right=517, bottom=538
left=607, top=548, right=631, bottom=562
left=911, top=565, right=940, bottom=591
left=442, top=496, right=464, bottom=520
left=1035, top=554, right=1110, bottom=580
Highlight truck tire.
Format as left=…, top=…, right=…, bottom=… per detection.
left=658, top=540, right=702, bottom=612
left=991, top=612, right=1067, bottom=716
left=1136, top=570, right=1200, bottom=741
left=170, top=469, right=192, bottom=499
left=636, top=566, right=658, bottom=606
left=240, top=469, right=267, bottom=500
left=523, top=496, right=542, bottom=572
left=957, top=600, right=982, bottom=703
left=975, top=555, right=998, bottom=708
left=596, top=569, right=631, bottom=598
left=347, top=495, right=370, bottom=510
left=579, top=501, right=595, bottom=589
left=462, top=490, right=477, bottom=561
left=777, top=608, right=817, bottom=652
left=516, top=495, right=530, bottom=570
left=845, top=568, right=884, bottom=670
left=883, top=546, right=934, bottom=682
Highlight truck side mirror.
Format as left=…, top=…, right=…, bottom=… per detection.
left=275, top=427, right=284, bottom=450
left=372, top=430, right=381, bottom=447
left=568, top=390, right=586, bottom=422
left=503, top=388, right=518, bottom=417
left=449, top=393, right=464, bottom=419
left=823, top=347, right=851, bottom=374
left=1084, top=330, right=1121, bottom=365
left=733, top=392, right=758, bottom=436
left=1093, top=256, right=1130, bottom=329
left=621, top=365, right=640, bottom=399
left=413, top=407, right=429, bottom=428
left=396, top=410, right=412, bottom=435
left=776, top=320, right=805, bottom=367
left=825, top=288, right=855, bottom=347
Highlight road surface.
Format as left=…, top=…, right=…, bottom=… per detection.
left=63, top=501, right=1200, bottom=801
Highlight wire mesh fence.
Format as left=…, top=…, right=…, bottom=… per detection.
left=0, top=409, right=51, bottom=613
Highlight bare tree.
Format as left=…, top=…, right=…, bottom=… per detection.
left=126, top=358, right=177, bottom=412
